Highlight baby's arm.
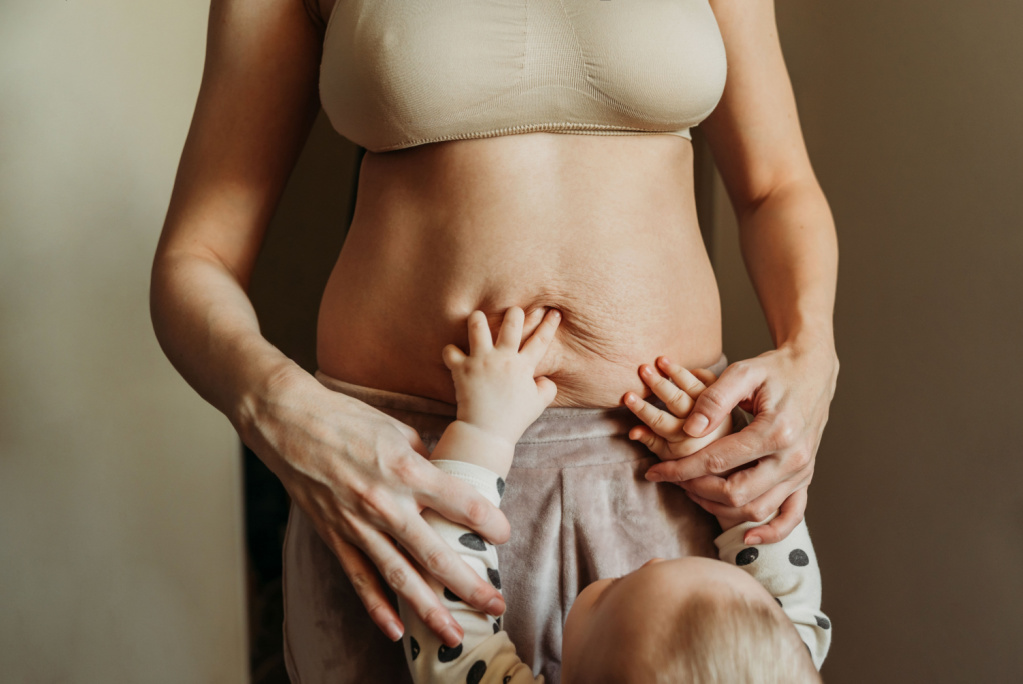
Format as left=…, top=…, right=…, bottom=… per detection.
left=400, top=461, right=541, bottom=684
left=399, top=307, right=560, bottom=684
left=715, top=516, right=832, bottom=670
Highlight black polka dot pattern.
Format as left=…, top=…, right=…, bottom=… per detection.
left=487, top=568, right=502, bottom=589
left=496, top=477, right=506, bottom=498
left=735, top=547, right=759, bottom=566
left=789, top=549, right=809, bottom=567
left=466, top=661, right=487, bottom=684
left=410, top=636, right=420, bottom=661
left=459, top=533, right=486, bottom=551
left=815, top=615, right=831, bottom=630
left=444, top=587, right=463, bottom=603
left=438, top=643, right=463, bottom=663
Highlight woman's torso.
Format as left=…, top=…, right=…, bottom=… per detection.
left=314, top=0, right=725, bottom=408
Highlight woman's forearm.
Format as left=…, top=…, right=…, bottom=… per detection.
left=149, top=248, right=306, bottom=444
left=736, top=178, right=838, bottom=354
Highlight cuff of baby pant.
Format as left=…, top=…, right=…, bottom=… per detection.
left=431, top=460, right=505, bottom=507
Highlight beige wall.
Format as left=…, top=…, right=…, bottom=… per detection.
left=0, top=2, right=247, bottom=683
left=712, top=2, right=1023, bottom=680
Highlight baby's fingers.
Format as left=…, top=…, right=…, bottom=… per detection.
left=639, top=365, right=696, bottom=418
left=624, top=392, right=684, bottom=439
left=535, top=376, right=558, bottom=406
left=656, top=356, right=710, bottom=397
left=742, top=486, right=808, bottom=545
left=467, top=310, right=495, bottom=354
left=629, top=425, right=673, bottom=461
left=495, top=306, right=526, bottom=350
left=520, top=309, right=562, bottom=366
left=441, top=344, right=466, bottom=370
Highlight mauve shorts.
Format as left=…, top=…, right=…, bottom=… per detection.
left=283, top=355, right=729, bottom=684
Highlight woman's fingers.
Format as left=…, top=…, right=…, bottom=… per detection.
left=681, top=477, right=798, bottom=528
left=416, top=465, right=511, bottom=546
left=520, top=308, right=561, bottom=366
left=742, top=486, right=808, bottom=545
left=352, top=518, right=469, bottom=647
left=669, top=439, right=791, bottom=507
left=387, top=508, right=507, bottom=620
left=371, top=410, right=434, bottom=459
left=332, top=535, right=405, bottom=642
left=645, top=422, right=767, bottom=484
left=467, top=310, right=494, bottom=354
left=683, top=360, right=763, bottom=437
left=495, top=306, right=525, bottom=350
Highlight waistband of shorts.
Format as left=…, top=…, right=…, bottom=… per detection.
left=314, top=353, right=728, bottom=447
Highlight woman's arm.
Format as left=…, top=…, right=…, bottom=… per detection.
left=646, top=0, right=839, bottom=545
left=150, top=0, right=508, bottom=646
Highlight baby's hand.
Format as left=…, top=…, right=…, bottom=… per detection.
left=442, top=307, right=561, bottom=445
left=624, top=356, right=733, bottom=461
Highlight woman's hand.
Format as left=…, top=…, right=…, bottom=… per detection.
left=643, top=341, right=839, bottom=545
left=243, top=366, right=511, bottom=648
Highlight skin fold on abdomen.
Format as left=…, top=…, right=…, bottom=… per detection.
left=317, top=132, right=723, bottom=408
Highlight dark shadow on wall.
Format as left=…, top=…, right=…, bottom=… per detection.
left=243, top=111, right=361, bottom=684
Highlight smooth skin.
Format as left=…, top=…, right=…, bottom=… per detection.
left=150, top=0, right=837, bottom=648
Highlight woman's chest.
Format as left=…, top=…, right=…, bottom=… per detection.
left=316, top=0, right=726, bottom=152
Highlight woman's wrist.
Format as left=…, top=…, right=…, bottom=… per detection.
left=777, top=331, right=840, bottom=387
left=772, top=314, right=835, bottom=354
left=233, top=357, right=315, bottom=454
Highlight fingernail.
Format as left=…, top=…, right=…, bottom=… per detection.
left=625, top=394, right=637, bottom=406
left=686, top=413, right=709, bottom=436
left=384, top=621, right=403, bottom=642
left=746, top=535, right=762, bottom=546
left=658, top=356, right=673, bottom=367
left=440, top=624, right=462, bottom=647
left=646, top=471, right=664, bottom=483
left=485, top=597, right=505, bottom=616
left=551, top=310, right=561, bottom=320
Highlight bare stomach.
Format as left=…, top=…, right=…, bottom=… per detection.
left=316, top=132, right=722, bottom=408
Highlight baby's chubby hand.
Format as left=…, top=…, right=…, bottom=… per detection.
left=624, top=356, right=733, bottom=461
left=442, top=307, right=561, bottom=446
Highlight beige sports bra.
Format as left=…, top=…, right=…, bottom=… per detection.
left=319, top=0, right=727, bottom=153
